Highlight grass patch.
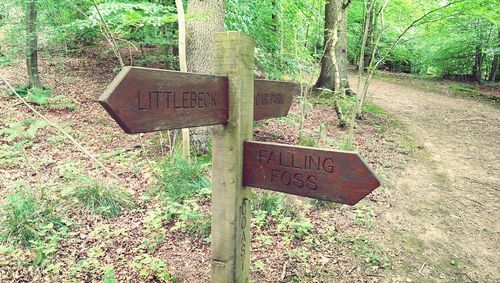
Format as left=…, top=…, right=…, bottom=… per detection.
left=311, top=199, right=342, bottom=209
left=0, top=187, right=66, bottom=247
left=156, top=154, right=210, bottom=201
left=364, top=103, right=387, bottom=116
left=252, top=191, right=296, bottom=219
left=450, top=83, right=482, bottom=97
left=0, top=184, right=70, bottom=265
left=69, top=177, right=132, bottom=218
left=337, top=233, right=389, bottom=268
left=298, top=137, right=317, bottom=147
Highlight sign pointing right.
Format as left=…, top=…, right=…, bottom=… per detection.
left=243, top=141, right=381, bottom=205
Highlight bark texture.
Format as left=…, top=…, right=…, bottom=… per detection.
left=26, top=0, right=42, bottom=88
left=490, top=53, right=498, bottom=82
left=186, top=0, right=225, bottom=154
left=315, top=0, right=350, bottom=93
left=472, top=44, right=483, bottom=84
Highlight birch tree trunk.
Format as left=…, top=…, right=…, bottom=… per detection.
left=186, top=0, right=225, bottom=154
left=26, top=0, right=42, bottom=88
left=175, top=0, right=191, bottom=160
left=315, top=0, right=351, bottom=94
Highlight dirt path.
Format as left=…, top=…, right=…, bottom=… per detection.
left=357, top=77, right=500, bottom=282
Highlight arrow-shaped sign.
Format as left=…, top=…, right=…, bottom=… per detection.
left=243, top=141, right=380, bottom=205
left=99, top=67, right=295, bottom=133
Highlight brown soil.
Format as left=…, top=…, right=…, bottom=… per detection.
left=351, top=75, right=500, bottom=282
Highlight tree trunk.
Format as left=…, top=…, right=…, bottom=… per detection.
left=490, top=53, right=499, bottom=82
left=26, top=0, right=42, bottom=88
left=315, top=0, right=350, bottom=93
left=363, top=2, right=375, bottom=69
left=186, top=0, right=225, bottom=154
left=489, top=30, right=499, bottom=82
left=338, top=8, right=352, bottom=95
left=472, top=44, right=483, bottom=84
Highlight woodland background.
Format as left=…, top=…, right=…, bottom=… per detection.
left=0, top=0, right=499, bottom=282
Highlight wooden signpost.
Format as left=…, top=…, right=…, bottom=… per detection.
left=243, top=141, right=380, bottom=205
left=99, top=68, right=295, bottom=133
left=99, top=31, right=380, bottom=283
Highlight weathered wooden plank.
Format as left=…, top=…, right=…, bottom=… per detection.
left=99, top=68, right=296, bottom=134
left=211, top=32, right=254, bottom=283
left=243, top=141, right=381, bottom=205
left=99, top=67, right=229, bottom=134
left=253, top=79, right=295, bottom=121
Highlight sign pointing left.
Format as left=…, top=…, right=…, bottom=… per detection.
left=99, top=66, right=229, bottom=133
left=99, top=67, right=296, bottom=134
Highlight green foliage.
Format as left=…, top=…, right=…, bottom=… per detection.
left=348, top=0, right=499, bottom=82
left=156, top=154, right=210, bottom=201
left=351, top=237, right=389, bottom=268
left=68, top=177, right=132, bottom=218
left=0, top=119, right=48, bottom=166
left=13, top=85, right=76, bottom=110
left=311, top=199, right=342, bottom=209
left=144, top=199, right=211, bottom=241
left=226, top=0, right=323, bottom=79
left=298, top=137, right=317, bottom=147
left=450, top=84, right=482, bottom=97
left=277, top=216, right=314, bottom=240
left=0, top=184, right=69, bottom=265
left=364, top=103, right=387, bottom=116
left=130, top=254, right=176, bottom=282
left=252, top=191, right=296, bottom=219
left=60, top=1, right=178, bottom=65
left=0, top=119, right=48, bottom=143
left=102, top=267, right=117, bottom=283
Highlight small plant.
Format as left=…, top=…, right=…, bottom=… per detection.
left=156, top=154, right=210, bottom=201
left=311, top=199, right=342, bottom=209
left=0, top=187, right=66, bottom=247
left=69, top=177, right=132, bottom=217
left=350, top=236, right=389, bottom=268
left=299, top=137, right=317, bottom=147
left=166, top=200, right=211, bottom=238
left=102, top=267, right=118, bottom=283
left=130, top=254, right=176, bottom=282
left=352, top=206, right=376, bottom=229
left=364, top=103, right=387, bottom=116
left=252, top=192, right=296, bottom=219
left=13, top=85, right=76, bottom=110
left=277, top=216, right=314, bottom=240
left=450, top=84, right=481, bottom=97
left=0, top=119, right=48, bottom=144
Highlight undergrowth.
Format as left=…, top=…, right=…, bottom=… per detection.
left=68, top=177, right=132, bottom=218
left=13, top=84, right=76, bottom=110
left=155, top=154, right=211, bottom=201
left=0, top=184, right=70, bottom=265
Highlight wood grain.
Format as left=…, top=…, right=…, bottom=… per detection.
left=99, top=67, right=296, bottom=133
left=99, top=67, right=228, bottom=134
left=243, top=141, right=381, bottom=205
left=210, top=31, right=254, bottom=283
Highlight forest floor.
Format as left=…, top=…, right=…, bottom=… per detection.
left=0, top=54, right=499, bottom=282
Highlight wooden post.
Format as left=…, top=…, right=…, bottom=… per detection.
left=211, top=31, right=254, bottom=283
